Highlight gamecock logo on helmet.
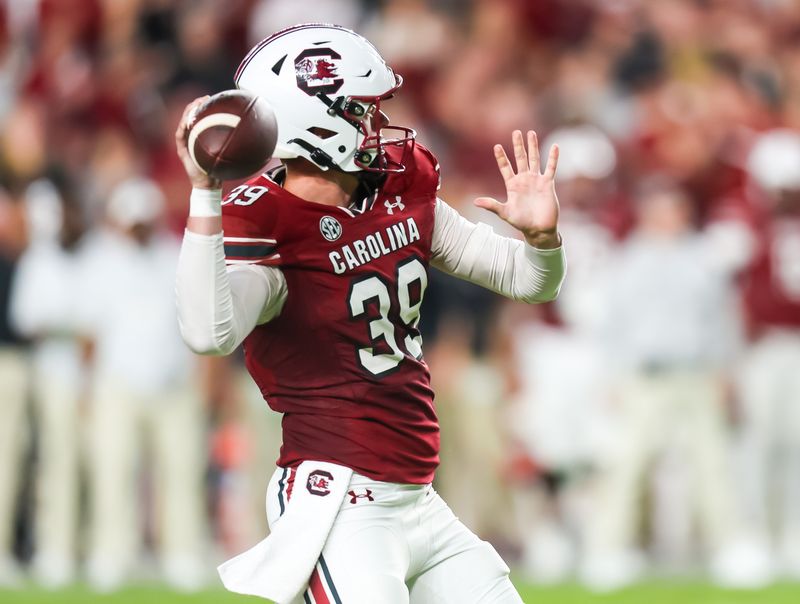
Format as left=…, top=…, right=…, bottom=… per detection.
left=295, top=48, right=344, bottom=96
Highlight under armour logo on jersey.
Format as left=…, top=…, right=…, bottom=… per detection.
left=307, top=470, right=334, bottom=496
left=384, top=196, right=405, bottom=215
left=348, top=489, right=374, bottom=504
left=320, top=215, right=342, bottom=242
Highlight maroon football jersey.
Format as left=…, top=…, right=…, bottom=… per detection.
left=743, top=214, right=800, bottom=333
left=221, top=145, right=441, bottom=483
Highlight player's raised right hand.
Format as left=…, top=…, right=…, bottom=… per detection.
left=175, top=96, right=222, bottom=191
left=474, top=130, right=561, bottom=249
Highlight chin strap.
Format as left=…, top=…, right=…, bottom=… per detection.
left=349, top=171, right=386, bottom=213
left=286, top=138, right=339, bottom=171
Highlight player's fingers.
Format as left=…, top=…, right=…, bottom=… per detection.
left=544, top=144, right=559, bottom=180
left=176, top=97, right=211, bottom=151
left=188, top=96, right=209, bottom=120
left=474, top=196, right=507, bottom=219
left=175, top=120, right=188, bottom=149
left=512, top=129, right=528, bottom=173
left=176, top=105, right=196, bottom=143
left=493, top=144, right=515, bottom=181
left=528, top=130, right=540, bottom=173
left=177, top=97, right=208, bottom=137
left=180, top=100, right=198, bottom=127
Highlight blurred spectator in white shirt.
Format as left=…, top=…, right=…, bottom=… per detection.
left=583, top=179, right=756, bottom=590
left=78, top=178, right=206, bottom=592
left=10, top=173, right=88, bottom=588
left=736, top=129, right=800, bottom=580
left=504, top=125, right=622, bottom=583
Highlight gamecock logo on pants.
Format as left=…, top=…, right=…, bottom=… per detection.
left=307, top=470, right=334, bottom=496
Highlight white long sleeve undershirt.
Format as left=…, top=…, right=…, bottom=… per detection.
left=430, top=199, right=565, bottom=302
left=176, top=229, right=287, bottom=355
left=176, top=193, right=566, bottom=356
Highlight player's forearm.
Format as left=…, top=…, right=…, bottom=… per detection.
left=176, top=189, right=267, bottom=355
left=177, top=230, right=240, bottom=355
left=515, top=241, right=566, bottom=302
left=440, top=228, right=566, bottom=303
left=431, top=199, right=566, bottom=302
left=186, top=187, right=224, bottom=235
left=187, top=215, right=222, bottom=235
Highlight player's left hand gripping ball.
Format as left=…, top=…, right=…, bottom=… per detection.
left=474, top=130, right=561, bottom=249
left=182, top=90, right=279, bottom=183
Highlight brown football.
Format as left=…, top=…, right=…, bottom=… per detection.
left=188, top=89, right=278, bottom=181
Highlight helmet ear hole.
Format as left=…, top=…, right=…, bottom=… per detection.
left=307, top=127, right=338, bottom=140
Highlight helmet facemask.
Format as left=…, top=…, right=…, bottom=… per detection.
left=323, top=75, right=416, bottom=173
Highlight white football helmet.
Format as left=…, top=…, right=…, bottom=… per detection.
left=235, top=23, right=415, bottom=173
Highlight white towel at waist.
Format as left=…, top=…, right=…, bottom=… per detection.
left=218, top=460, right=353, bottom=603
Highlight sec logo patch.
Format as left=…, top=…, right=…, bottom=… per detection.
left=320, top=216, right=342, bottom=242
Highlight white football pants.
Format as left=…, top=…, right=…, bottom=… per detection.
left=266, top=467, right=523, bottom=604
left=737, top=329, right=800, bottom=568
left=0, top=347, right=28, bottom=560
left=86, top=378, right=206, bottom=580
left=32, top=375, right=81, bottom=572
left=586, top=370, right=737, bottom=557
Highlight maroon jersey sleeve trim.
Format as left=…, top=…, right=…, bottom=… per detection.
left=223, top=236, right=280, bottom=265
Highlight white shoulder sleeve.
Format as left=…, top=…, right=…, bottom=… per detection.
left=430, top=198, right=566, bottom=302
left=176, top=230, right=287, bottom=356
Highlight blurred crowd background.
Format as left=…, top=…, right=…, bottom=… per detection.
left=1, top=0, right=800, bottom=596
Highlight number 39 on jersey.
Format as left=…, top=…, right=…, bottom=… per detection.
left=348, top=256, right=427, bottom=377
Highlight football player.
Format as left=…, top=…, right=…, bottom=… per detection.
left=175, top=24, right=565, bottom=604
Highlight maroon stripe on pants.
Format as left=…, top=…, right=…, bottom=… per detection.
left=286, top=467, right=297, bottom=501
left=309, top=568, right=330, bottom=604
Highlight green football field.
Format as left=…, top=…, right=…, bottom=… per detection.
left=1, top=582, right=799, bottom=603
